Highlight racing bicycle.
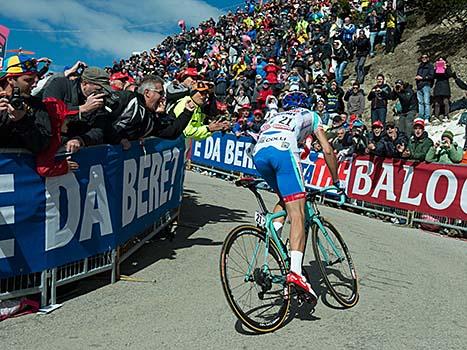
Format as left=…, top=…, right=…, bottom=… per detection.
left=220, top=178, right=359, bottom=333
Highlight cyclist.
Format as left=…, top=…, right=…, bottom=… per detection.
left=252, top=91, right=341, bottom=300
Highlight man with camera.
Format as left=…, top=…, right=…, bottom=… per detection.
left=0, top=54, right=51, bottom=153
left=425, top=130, right=463, bottom=164
left=390, top=79, right=418, bottom=135
left=41, top=66, right=111, bottom=153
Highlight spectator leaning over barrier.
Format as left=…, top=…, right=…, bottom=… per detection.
left=425, top=130, right=463, bottom=164
left=368, top=73, right=391, bottom=125
left=0, top=54, right=51, bottom=153
left=415, top=54, right=435, bottom=123
left=41, top=66, right=111, bottom=153
left=172, top=80, right=229, bottom=141
left=407, top=118, right=433, bottom=162
left=389, top=79, right=418, bottom=136
left=111, top=75, right=197, bottom=147
left=344, top=81, right=365, bottom=118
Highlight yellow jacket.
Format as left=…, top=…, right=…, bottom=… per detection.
left=173, top=96, right=212, bottom=140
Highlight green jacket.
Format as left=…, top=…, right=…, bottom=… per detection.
left=425, top=143, right=463, bottom=164
left=408, top=131, right=433, bottom=162
left=173, top=96, right=212, bottom=141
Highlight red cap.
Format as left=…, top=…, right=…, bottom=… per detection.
left=110, top=72, right=129, bottom=81
left=372, top=120, right=384, bottom=128
left=413, top=118, right=425, bottom=129
left=240, top=104, right=251, bottom=110
left=253, top=109, right=263, bottom=116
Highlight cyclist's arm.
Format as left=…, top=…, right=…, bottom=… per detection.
left=314, top=128, right=339, bottom=183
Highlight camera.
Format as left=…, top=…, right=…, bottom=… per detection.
left=76, top=63, right=86, bottom=75
left=103, top=91, right=120, bottom=113
left=92, top=90, right=120, bottom=113
left=9, top=87, right=25, bottom=110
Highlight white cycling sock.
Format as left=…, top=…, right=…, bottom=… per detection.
left=273, top=221, right=283, bottom=238
left=290, top=250, right=303, bottom=275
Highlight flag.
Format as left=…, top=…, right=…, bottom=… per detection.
left=0, top=25, right=10, bottom=70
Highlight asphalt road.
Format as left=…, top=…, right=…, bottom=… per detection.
left=1, top=171, right=466, bottom=350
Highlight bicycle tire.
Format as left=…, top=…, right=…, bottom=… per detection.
left=311, top=219, right=359, bottom=308
left=220, top=225, right=290, bottom=333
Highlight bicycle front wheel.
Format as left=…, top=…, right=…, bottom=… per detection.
left=220, top=225, right=290, bottom=333
left=312, top=219, right=359, bottom=308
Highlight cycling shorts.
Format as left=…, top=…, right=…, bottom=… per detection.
left=253, top=146, right=306, bottom=202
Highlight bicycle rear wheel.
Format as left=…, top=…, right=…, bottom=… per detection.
left=311, top=219, right=359, bottom=308
left=220, top=225, right=290, bottom=333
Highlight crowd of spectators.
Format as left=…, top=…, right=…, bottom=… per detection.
left=1, top=0, right=466, bottom=175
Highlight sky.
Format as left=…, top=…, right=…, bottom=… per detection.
left=0, top=0, right=245, bottom=71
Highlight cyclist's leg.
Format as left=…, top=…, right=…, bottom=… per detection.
left=272, top=151, right=307, bottom=274
left=284, top=198, right=306, bottom=274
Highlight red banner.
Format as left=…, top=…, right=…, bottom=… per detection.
left=0, top=25, right=10, bottom=70
left=347, top=155, right=467, bottom=220
left=301, top=154, right=351, bottom=189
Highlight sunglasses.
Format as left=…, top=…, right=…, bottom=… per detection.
left=149, top=88, right=165, bottom=96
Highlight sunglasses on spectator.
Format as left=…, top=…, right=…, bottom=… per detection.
left=148, top=88, right=165, bottom=96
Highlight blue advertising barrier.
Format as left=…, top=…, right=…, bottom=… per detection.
left=191, top=132, right=259, bottom=176
left=0, top=137, right=185, bottom=278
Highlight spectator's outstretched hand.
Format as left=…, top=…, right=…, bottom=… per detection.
left=208, top=120, right=230, bottom=132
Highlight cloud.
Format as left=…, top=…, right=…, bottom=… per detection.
left=1, top=0, right=223, bottom=58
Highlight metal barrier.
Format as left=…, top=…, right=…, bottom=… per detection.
left=0, top=271, right=48, bottom=306
left=0, top=207, right=179, bottom=307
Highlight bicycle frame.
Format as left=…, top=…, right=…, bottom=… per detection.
left=244, top=185, right=345, bottom=284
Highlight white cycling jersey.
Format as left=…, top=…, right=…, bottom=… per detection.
left=253, top=108, right=323, bottom=155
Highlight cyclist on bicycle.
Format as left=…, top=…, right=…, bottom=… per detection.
left=252, top=91, right=341, bottom=300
